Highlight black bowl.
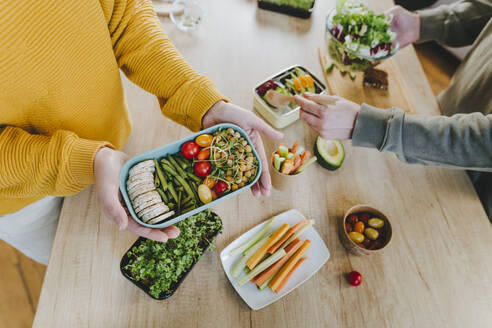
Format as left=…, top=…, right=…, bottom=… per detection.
left=257, top=0, right=316, bottom=19
left=120, top=213, right=222, bottom=300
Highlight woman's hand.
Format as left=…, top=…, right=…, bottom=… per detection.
left=93, top=147, right=180, bottom=242
left=294, top=93, right=360, bottom=140
left=202, top=101, right=283, bottom=196
left=386, top=6, right=421, bottom=48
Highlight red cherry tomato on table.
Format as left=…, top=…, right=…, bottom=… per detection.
left=195, top=134, right=213, bottom=148
left=194, top=161, right=212, bottom=178
left=347, top=271, right=362, bottom=286
left=181, top=141, right=199, bottom=159
left=214, top=180, right=229, bottom=196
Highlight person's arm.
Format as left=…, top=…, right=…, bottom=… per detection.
left=294, top=94, right=492, bottom=171
left=352, top=105, right=492, bottom=171
left=100, top=0, right=227, bottom=132
left=418, top=0, right=492, bottom=47
left=0, top=126, right=111, bottom=199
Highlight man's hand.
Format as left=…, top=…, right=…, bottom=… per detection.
left=386, top=6, right=420, bottom=48
left=294, top=93, right=360, bottom=140
left=93, top=148, right=180, bottom=242
left=202, top=101, right=283, bottom=196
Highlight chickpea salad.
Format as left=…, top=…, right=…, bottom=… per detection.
left=125, top=127, right=259, bottom=225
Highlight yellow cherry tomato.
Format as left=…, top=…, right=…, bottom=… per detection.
left=368, top=218, right=384, bottom=229
left=203, top=177, right=215, bottom=189
left=354, top=221, right=365, bottom=234
left=364, top=228, right=379, bottom=240
left=195, top=134, right=213, bottom=147
left=198, top=184, right=212, bottom=204
left=348, top=231, right=364, bottom=243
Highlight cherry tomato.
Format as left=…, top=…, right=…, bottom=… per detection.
left=364, top=227, right=379, bottom=240
left=354, top=221, right=365, bottom=234
left=359, top=213, right=370, bottom=223
left=345, top=223, right=352, bottom=233
left=211, top=189, right=218, bottom=201
left=347, top=271, right=362, bottom=286
left=368, top=218, right=384, bottom=228
left=348, top=231, right=364, bottom=243
left=214, top=180, right=229, bottom=196
left=197, top=148, right=210, bottom=161
left=195, top=134, right=213, bottom=147
left=347, top=214, right=358, bottom=225
left=203, top=177, right=215, bottom=189
left=194, top=161, right=212, bottom=178
left=198, top=184, right=212, bottom=204
left=181, top=141, right=199, bottom=159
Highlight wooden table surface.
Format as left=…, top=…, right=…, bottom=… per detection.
left=33, top=1, right=492, bottom=327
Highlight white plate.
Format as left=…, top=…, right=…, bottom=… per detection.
left=220, top=209, right=330, bottom=310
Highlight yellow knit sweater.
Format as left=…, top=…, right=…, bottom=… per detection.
left=0, top=0, right=226, bottom=215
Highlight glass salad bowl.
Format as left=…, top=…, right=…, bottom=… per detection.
left=325, top=8, right=399, bottom=72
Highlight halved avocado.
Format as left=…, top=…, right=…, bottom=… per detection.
left=314, top=137, right=345, bottom=171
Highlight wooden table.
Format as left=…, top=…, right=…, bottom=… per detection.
left=33, top=1, right=492, bottom=327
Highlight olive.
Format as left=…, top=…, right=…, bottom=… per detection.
left=368, top=218, right=384, bottom=229
left=345, top=223, right=352, bottom=233
left=364, top=227, right=379, bottom=240
left=348, top=231, right=364, bottom=243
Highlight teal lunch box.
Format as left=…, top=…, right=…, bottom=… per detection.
left=119, top=123, right=262, bottom=228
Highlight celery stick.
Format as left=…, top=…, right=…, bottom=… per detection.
left=286, top=152, right=294, bottom=161
left=278, top=145, right=289, bottom=158
left=295, top=156, right=317, bottom=174
left=231, top=234, right=270, bottom=278
left=326, top=62, right=335, bottom=73
left=281, top=220, right=315, bottom=248
left=258, top=275, right=275, bottom=291
left=238, top=249, right=286, bottom=286
left=273, top=154, right=282, bottom=171
left=230, top=217, right=275, bottom=257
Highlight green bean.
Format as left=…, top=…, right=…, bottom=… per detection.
left=168, top=202, right=175, bottom=210
left=174, top=175, right=196, bottom=202
left=177, top=191, right=182, bottom=214
left=156, top=187, right=168, bottom=203
left=182, top=199, right=194, bottom=208
left=166, top=181, right=179, bottom=203
left=175, top=156, right=190, bottom=170
left=181, top=205, right=195, bottom=214
left=154, top=159, right=168, bottom=191
left=154, top=174, right=160, bottom=188
left=186, top=171, right=202, bottom=183
left=162, top=163, right=178, bottom=177
left=168, top=155, right=187, bottom=179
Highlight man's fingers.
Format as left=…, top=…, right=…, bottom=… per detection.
left=299, top=109, right=321, bottom=129
left=294, top=95, right=325, bottom=117
left=250, top=132, right=271, bottom=196
left=303, top=92, right=338, bottom=106
left=127, top=218, right=170, bottom=242
left=251, top=182, right=261, bottom=196
left=163, top=225, right=180, bottom=239
left=101, top=192, right=128, bottom=230
left=250, top=114, right=284, bottom=140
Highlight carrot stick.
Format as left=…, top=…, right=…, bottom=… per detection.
left=274, top=257, right=307, bottom=293
left=269, top=240, right=311, bottom=291
left=255, top=238, right=302, bottom=286
left=300, top=150, right=311, bottom=165
left=291, top=141, right=299, bottom=154
left=291, top=155, right=302, bottom=175
left=281, top=159, right=294, bottom=175
left=268, top=220, right=308, bottom=254
left=246, top=224, right=290, bottom=270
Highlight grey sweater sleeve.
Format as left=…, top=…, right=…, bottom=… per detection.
left=418, top=0, right=492, bottom=47
left=352, top=104, right=492, bottom=171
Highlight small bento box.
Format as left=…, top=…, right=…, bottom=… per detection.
left=119, top=123, right=261, bottom=229
left=121, top=210, right=223, bottom=300
left=253, top=65, right=327, bottom=129
left=257, top=0, right=316, bottom=19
